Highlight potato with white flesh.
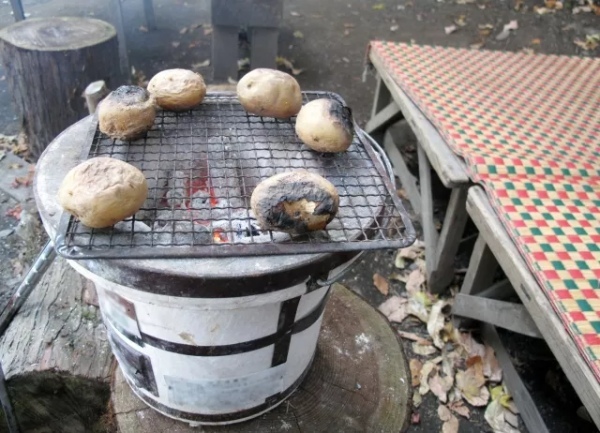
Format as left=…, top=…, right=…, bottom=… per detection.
left=251, top=171, right=339, bottom=234
left=58, top=157, right=148, bottom=229
left=97, top=85, right=156, bottom=140
left=147, top=68, right=206, bottom=111
left=295, top=98, right=354, bottom=153
left=237, top=68, right=303, bottom=118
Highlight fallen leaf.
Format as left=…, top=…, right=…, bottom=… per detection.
left=293, top=30, right=304, bottom=39
left=413, top=390, right=422, bottom=408
left=227, top=77, right=237, bottom=85
left=139, top=25, right=148, bottom=32
left=429, top=373, right=453, bottom=402
left=171, top=41, right=181, bottom=48
left=573, top=5, right=592, bottom=14
left=531, top=38, right=542, bottom=45
left=5, top=204, right=22, bottom=220
left=290, top=11, right=301, bottom=16
left=419, top=361, right=437, bottom=395
left=397, top=240, right=425, bottom=262
left=427, top=300, right=448, bottom=349
left=203, top=24, right=213, bottom=36
left=478, top=23, right=494, bottom=29
left=8, top=162, right=22, bottom=169
left=470, top=42, right=484, bottom=50
left=11, top=259, right=24, bottom=276
left=379, top=296, right=408, bottom=323
left=454, top=15, right=467, bottom=26
left=442, top=414, right=459, bottom=433
left=389, top=272, right=408, bottom=283
left=390, top=25, right=399, bottom=31
left=485, top=399, right=519, bottom=433
left=534, top=6, right=554, bottom=14
left=344, top=23, right=355, bottom=28
left=395, top=255, right=406, bottom=269
left=410, top=359, right=423, bottom=386
left=459, top=332, right=486, bottom=359
left=412, top=342, right=438, bottom=356
left=438, top=404, right=453, bottom=421
left=411, top=412, right=420, bottom=424
left=373, top=273, right=390, bottom=295
left=455, top=0, right=475, bottom=3
left=496, top=20, right=518, bottom=41
left=191, top=59, right=210, bottom=69
left=405, top=268, right=426, bottom=294
left=180, top=26, right=188, bottom=34
left=342, top=57, right=350, bottom=63
left=455, top=358, right=490, bottom=406
left=276, top=56, right=305, bottom=75
left=344, top=29, right=351, bottom=36
left=407, top=296, right=429, bottom=323
left=483, top=345, right=503, bottom=382
left=372, top=3, right=386, bottom=10
left=398, top=330, right=431, bottom=345
left=445, top=25, right=458, bottom=35
left=544, top=0, right=563, bottom=9
left=574, top=34, right=600, bottom=51
left=449, top=400, right=471, bottom=419
left=190, top=23, right=202, bottom=30
left=514, top=0, right=524, bottom=10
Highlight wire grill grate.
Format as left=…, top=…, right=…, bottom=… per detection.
left=55, top=92, right=415, bottom=259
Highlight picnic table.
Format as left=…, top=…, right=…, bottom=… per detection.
left=367, top=41, right=600, bottom=431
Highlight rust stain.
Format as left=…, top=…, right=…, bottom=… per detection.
left=179, top=332, right=197, bottom=345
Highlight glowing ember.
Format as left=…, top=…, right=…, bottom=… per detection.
left=212, top=228, right=228, bottom=243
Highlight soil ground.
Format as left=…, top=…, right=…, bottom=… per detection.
left=0, top=0, right=598, bottom=432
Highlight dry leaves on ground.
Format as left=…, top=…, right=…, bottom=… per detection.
left=445, top=25, right=458, bottom=35
left=427, top=300, right=449, bottom=348
left=485, top=385, right=520, bottom=433
left=438, top=405, right=460, bottom=433
left=373, top=273, right=390, bottom=295
left=5, top=204, right=22, bottom=220
left=192, top=60, right=210, bottom=69
left=379, top=296, right=408, bottom=323
left=496, top=20, right=518, bottom=41
left=394, top=241, right=425, bottom=269
left=455, top=357, right=490, bottom=407
left=574, top=34, right=600, bottom=51
left=412, top=341, right=438, bottom=356
left=275, top=57, right=305, bottom=75
left=410, top=359, right=423, bottom=387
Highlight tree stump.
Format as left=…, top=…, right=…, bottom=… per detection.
left=0, top=17, right=123, bottom=159
left=0, top=257, right=114, bottom=433
left=112, top=284, right=411, bottom=432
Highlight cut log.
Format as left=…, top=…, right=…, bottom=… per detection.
left=112, top=284, right=411, bottom=432
left=0, top=257, right=114, bottom=433
left=0, top=17, right=123, bottom=158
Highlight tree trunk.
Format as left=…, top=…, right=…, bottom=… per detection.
left=0, top=257, right=114, bottom=433
left=0, top=17, right=124, bottom=159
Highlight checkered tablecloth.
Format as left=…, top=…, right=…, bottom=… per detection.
left=369, top=41, right=600, bottom=380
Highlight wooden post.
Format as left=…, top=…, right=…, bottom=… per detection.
left=0, top=17, right=123, bottom=158
left=84, top=80, right=109, bottom=115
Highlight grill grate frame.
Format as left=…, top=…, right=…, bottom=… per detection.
left=55, top=92, right=416, bottom=259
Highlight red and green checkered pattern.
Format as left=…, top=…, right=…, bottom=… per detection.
left=369, top=41, right=600, bottom=380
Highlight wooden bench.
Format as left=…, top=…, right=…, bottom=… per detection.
left=367, top=49, right=471, bottom=294
left=366, top=41, right=600, bottom=432
left=453, top=187, right=600, bottom=431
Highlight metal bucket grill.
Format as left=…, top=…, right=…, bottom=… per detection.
left=54, top=91, right=415, bottom=259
